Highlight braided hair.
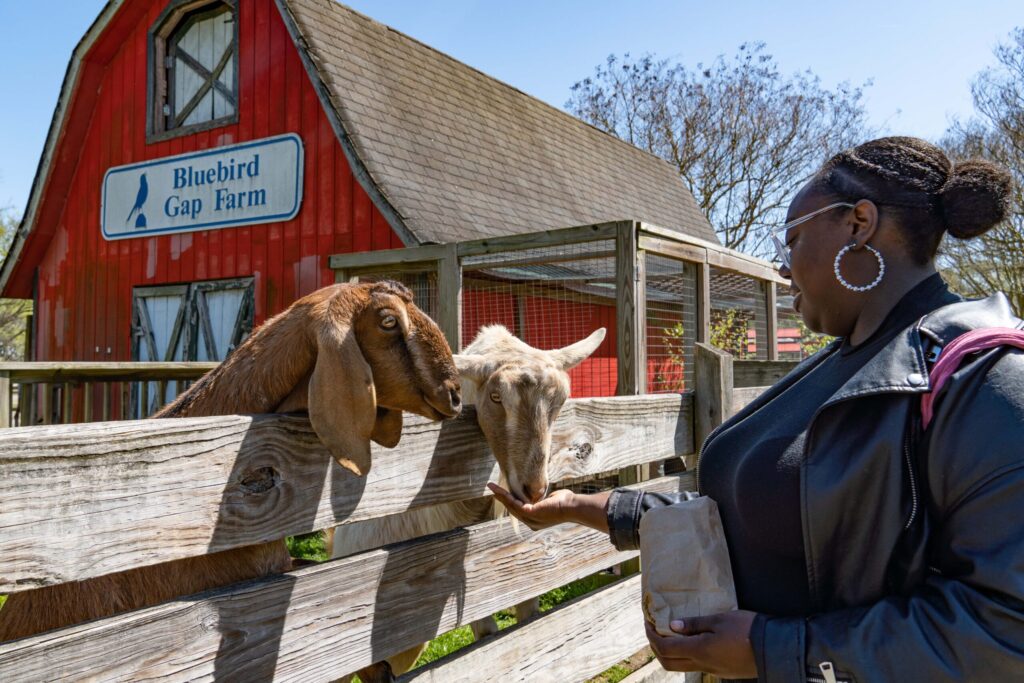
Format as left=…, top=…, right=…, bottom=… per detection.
left=811, top=136, right=1013, bottom=264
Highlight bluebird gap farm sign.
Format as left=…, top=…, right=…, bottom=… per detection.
left=101, top=134, right=303, bottom=240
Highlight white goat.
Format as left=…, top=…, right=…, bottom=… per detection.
left=330, top=324, right=607, bottom=680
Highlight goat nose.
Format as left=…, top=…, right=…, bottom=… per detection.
left=523, top=482, right=549, bottom=505
left=449, top=387, right=461, bottom=409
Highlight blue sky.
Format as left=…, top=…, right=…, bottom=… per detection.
left=0, top=1, right=1021, bottom=217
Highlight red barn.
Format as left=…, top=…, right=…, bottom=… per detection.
left=0, top=0, right=718, bottom=401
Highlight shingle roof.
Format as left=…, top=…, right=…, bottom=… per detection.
left=279, top=0, right=719, bottom=245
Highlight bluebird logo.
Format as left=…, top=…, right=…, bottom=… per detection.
left=125, top=173, right=148, bottom=228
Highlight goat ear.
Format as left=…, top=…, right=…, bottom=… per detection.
left=371, top=408, right=404, bottom=448
left=308, top=326, right=376, bottom=476
left=550, top=327, right=607, bottom=370
left=453, top=353, right=491, bottom=384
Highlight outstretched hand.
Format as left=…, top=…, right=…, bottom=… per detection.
left=645, top=610, right=758, bottom=679
left=487, top=483, right=576, bottom=530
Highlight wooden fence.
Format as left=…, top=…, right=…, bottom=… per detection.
left=0, top=346, right=796, bottom=682
left=0, top=362, right=218, bottom=427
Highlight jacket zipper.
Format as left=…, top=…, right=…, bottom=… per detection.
left=813, top=661, right=839, bottom=683
left=903, top=425, right=919, bottom=530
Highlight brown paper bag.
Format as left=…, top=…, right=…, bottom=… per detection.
left=639, top=496, right=738, bottom=636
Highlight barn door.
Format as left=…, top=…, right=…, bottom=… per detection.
left=188, top=278, right=255, bottom=361
left=131, top=277, right=254, bottom=417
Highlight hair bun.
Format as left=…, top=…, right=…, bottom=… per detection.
left=938, top=159, right=1013, bottom=239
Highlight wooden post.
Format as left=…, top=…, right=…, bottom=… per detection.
left=83, top=382, right=93, bottom=423
left=102, top=383, right=111, bottom=421
left=22, top=382, right=35, bottom=426
left=696, top=262, right=711, bottom=344
left=616, top=221, right=648, bottom=575
left=0, top=372, right=10, bottom=428
left=691, top=343, right=733, bottom=470
left=616, top=221, right=646, bottom=396
left=62, top=383, right=72, bottom=424
left=40, top=384, right=52, bottom=425
left=437, top=243, right=462, bottom=351
left=765, top=280, right=779, bottom=361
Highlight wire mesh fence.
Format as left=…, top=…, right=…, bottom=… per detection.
left=356, top=270, right=439, bottom=321
left=775, top=281, right=833, bottom=360
left=645, top=255, right=698, bottom=392
left=461, top=240, right=617, bottom=397
left=709, top=268, right=769, bottom=360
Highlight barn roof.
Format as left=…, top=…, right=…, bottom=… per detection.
left=275, top=0, right=718, bottom=245
left=1, top=0, right=718, bottom=297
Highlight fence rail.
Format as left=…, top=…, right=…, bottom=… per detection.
left=0, top=394, right=692, bottom=592
left=0, top=362, right=217, bottom=427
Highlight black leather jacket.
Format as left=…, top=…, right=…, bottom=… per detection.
left=607, top=293, right=1024, bottom=682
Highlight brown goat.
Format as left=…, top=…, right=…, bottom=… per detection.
left=0, top=281, right=461, bottom=643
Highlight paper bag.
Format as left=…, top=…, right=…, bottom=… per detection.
left=639, top=496, right=738, bottom=636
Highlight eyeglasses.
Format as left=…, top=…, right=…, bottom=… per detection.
left=770, top=202, right=855, bottom=269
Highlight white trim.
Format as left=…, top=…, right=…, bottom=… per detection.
left=0, top=1, right=125, bottom=295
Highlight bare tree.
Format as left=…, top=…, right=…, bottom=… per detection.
left=567, top=45, right=872, bottom=253
left=941, top=29, right=1024, bottom=314
left=0, top=208, right=31, bottom=360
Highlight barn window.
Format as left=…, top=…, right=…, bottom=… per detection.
left=149, top=0, right=238, bottom=141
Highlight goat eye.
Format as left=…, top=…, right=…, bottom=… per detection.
left=380, top=315, right=398, bottom=329
left=489, top=392, right=502, bottom=403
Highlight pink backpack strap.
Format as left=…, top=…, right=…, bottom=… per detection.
left=921, top=327, right=1024, bottom=430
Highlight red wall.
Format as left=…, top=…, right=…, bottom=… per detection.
left=29, top=0, right=399, bottom=363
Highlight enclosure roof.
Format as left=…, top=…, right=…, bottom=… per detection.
left=278, top=0, right=719, bottom=245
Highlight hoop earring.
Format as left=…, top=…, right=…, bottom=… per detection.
left=834, top=243, right=885, bottom=292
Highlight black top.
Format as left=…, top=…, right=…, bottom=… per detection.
left=697, top=273, right=959, bottom=617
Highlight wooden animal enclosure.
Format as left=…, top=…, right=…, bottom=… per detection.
left=0, top=344, right=795, bottom=682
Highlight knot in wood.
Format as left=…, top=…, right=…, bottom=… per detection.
left=571, top=440, right=593, bottom=461
left=238, top=466, right=280, bottom=494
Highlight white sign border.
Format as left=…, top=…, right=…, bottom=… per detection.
left=100, top=133, right=304, bottom=241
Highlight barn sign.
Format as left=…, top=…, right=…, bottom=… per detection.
left=100, top=134, right=303, bottom=240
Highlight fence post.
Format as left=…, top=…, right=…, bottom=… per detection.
left=696, top=262, right=711, bottom=344
left=765, top=280, right=779, bottom=361
left=0, top=371, right=9, bottom=428
left=691, top=342, right=733, bottom=470
left=437, top=243, right=462, bottom=351
left=616, top=221, right=646, bottom=396
left=615, top=221, right=648, bottom=576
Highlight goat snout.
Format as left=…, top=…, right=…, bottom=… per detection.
left=521, top=480, right=550, bottom=505
left=449, top=386, right=462, bottom=410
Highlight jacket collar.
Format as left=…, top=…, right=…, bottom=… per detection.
left=704, top=292, right=1021, bottom=445
left=826, top=292, right=1020, bottom=405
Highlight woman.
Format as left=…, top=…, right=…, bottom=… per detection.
left=491, top=137, right=1024, bottom=681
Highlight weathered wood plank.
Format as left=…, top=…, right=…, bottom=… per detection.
left=403, top=575, right=650, bottom=683
left=765, top=281, right=779, bottom=362
left=620, top=660, right=701, bottom=683
left=0, top=395, right=693, bottom=591
left=0, top=372, right=10, bottom=428
left=0, top=476, right=690, bottom=683
left=732, top=360, right=797, bottom=388
left=692, top=344, right=732, bottom=469
left=731, top=386, right=768, bottom=416
left=456, top=221, right=622, bottom=257
left=616, top=221, right=645, bottom=395
left=638, top=223, right=785, bottom=285
left=696, top=262, right=711, bottom=345
left=327, top=244, right=450, bottom=271
left=0, top=362, right=217, bottom=383
left=436, top=243, right=461, bottom=351
left=637, top=235, right=706, bottom=265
